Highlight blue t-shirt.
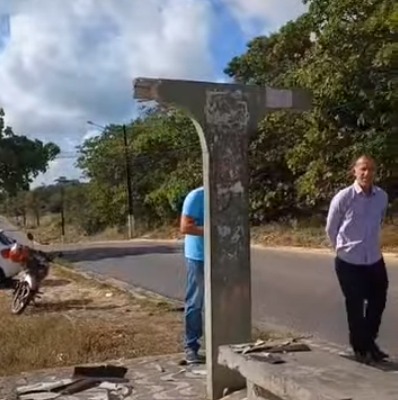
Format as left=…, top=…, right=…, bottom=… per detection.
left=182, top=187, right=204, bottom=261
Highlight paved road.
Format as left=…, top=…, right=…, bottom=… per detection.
left=2, top=217, right=398, bottom=353
left=68, top=245, right=398, bottom=352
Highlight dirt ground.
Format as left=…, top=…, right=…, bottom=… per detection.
left=0, top=265, right=184, bottom=376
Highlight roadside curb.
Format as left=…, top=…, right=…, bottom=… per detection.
left=251, top=244, right=398, bottom=261
left=54, top=258, right=184, bottom=310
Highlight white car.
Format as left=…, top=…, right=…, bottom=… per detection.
left=0, top=229, right=22, bottom=281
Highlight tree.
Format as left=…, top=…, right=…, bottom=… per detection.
left=225, top=13, right=315, bottom=219
left=76, top=109, right=201, bottom=231
left=226, top=0, right=397, bottom=216
left=25, top=188, right=44, bottom=227
left=225, top=14, right=313, bottom=86
left=287, top=0, right=397, bottom=206
left=0, top=109, right=60, bottom=196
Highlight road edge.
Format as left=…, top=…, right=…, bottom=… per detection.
left=2, top=215, right=396, bottom=261
left=54, top=258, right=185, bottom=311
left=53, top=237, right=398, bottom=261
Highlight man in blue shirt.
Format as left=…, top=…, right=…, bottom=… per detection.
left=180, top=186, right=205, bottom=364
left=326, top=155, right=389, bottom=363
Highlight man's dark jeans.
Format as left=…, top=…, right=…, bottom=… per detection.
left=335, top=256, right=388, bottom=354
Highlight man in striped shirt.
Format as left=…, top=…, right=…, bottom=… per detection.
left=326, top=155, right=389, bottom=363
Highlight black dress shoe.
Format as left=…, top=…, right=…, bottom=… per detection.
left=370, top=344, right=389, bottom=362
left=354, top=350, right=372, bottom=364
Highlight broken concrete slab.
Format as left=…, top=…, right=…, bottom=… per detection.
left=231, top=338, right=311, bottom=355
left=0, top=355, right=206, bottom=400
left=14, top=364, right=131, bottom=400
left=219, top=344, right=398, bottom=400
left=16, top=380, right=75, bottom=395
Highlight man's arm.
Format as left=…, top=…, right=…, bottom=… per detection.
left=325, top=193, right=343, bottom=249
left=381, top=191, right=389, bottom=225
left=180, top=192, right=204, bottom=236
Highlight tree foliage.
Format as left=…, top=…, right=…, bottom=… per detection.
left=74, top=109, right=201, bottom=231
left=0, top=109, right=60, bottom=195
left=227, top=0, right=397, bottom=215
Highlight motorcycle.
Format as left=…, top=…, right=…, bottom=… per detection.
left=1, top=232, right=53, bottom=314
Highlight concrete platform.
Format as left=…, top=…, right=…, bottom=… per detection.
left=219, top=344, right=398, bottom=400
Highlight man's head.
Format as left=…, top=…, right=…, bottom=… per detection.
left=352, top=155, right=376, bottom=191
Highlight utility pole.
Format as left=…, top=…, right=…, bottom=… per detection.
left=123, top=124, right=135, bottom=239
left=60, top=185, right=65, bottom=243
left=87, top=120, right=135, bottom=238
left=56, top=176, right=69, bottom=243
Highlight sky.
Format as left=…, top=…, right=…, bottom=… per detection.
left=0, top=0, right=306, bottom=187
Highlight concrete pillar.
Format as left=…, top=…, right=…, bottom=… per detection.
left=133, top=78, right=312, bottom=399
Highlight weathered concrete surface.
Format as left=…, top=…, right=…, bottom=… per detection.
left=133, top=78, right=311, bottom=400
left=0, top=354, right=207, bottom=400
left=133, top=79, right=311, bottom=128
left=219, top=344, right=398, bottom=400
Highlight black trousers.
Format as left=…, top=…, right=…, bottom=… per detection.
left=335, top=257, right=388, bottom=353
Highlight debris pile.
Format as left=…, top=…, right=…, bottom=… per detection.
left=13, top=365, right=132, bottom=400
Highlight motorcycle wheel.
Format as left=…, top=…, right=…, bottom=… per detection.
left=11, top=281, right=32, bottom=315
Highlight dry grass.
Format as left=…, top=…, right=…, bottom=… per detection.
left=141, top=221, right=398, bottom=252
left=0, top=264, right=183, bottom=376
left=0, top=263, right=280, bottom=378
left=251, top=222, right=398, bottom=252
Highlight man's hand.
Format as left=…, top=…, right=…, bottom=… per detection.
left=180, top=215, right=204, bottom=236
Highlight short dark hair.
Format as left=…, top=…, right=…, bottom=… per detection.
left=347, top=154, right=376, bottom=179
left=352, top=154, right=376, bottom=168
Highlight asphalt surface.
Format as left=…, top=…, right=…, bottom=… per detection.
left=69, top=244, right=398, bottom=353
left=2, top=217, right=398, bottom=353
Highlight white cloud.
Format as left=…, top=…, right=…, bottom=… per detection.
left=221, top=0, right=307, bottom=36
left=0, top=0, right=308, bottom=187
left=0, top=0, right=214, bottom=186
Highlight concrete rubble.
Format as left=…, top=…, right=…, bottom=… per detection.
left=0, top=355, right=209, bottom=400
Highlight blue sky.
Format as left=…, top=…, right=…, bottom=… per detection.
left=0, top=0, right=306, bottom=184
left=208, top=1, right=251, bottom=79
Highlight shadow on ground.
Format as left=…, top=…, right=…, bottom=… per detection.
left=1, top=278, right=71, bottom=291
left=29, top=298, right=120, bottom=313
left=52, top=244, right=182, bottom=263
left=42, top=278, right=71, bottom=288
left=341, top=354, right=398, bottom=372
